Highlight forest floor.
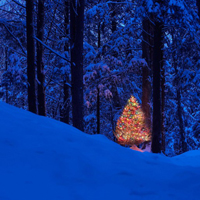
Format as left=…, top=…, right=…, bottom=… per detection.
left=0, top=101, right=200, bottom=200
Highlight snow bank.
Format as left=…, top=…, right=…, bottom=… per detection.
left=0, top=101, right=200, bottom=200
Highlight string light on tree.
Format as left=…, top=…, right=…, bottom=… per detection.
left=115, top=96, right=151, bottom=146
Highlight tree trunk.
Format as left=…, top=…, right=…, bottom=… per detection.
left=96, top=17, right=101, bottom=134
left=174, top=64, right=187, bottom=153
left=60, top=76, right=70, bottom=124
left=111, top=2, right=117, bottom=33
left=142, top=18, right=153, bottom=132
left=152, top=21, right=163, bottom=153
left=110, top=103, right=115, bottom=132
left=60, top=0, right=70, bottom=124
left=177, top=85, right=187, bottom=152
left=26, top=0, right=37, bottom=113
left=98, top=22, right=101, bottom=48
left=70, top=0, right=84, bottom=131
left=110, top=0, right=120, bottom=110
left=197, top=0, right=200, bottom=19
left=5, top=47, right=8, bottom=103
left=161, top=60, right=165, bottom=153
left=97, top=87, right=100, bottom=134
left=37, top=0, right=46, bottom=116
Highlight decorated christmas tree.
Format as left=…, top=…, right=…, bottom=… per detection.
left=114, top=96, right=151, bottom=146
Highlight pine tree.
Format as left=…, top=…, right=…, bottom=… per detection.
left=115, top=96, right=151, bottom=146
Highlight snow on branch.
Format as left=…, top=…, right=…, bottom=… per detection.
left=10, top=0, right=26, bottom=9
left=34, top=36, right=71, bottom=63
left=2, top=23, right=26, bottom=56
left=0, top=1, right=10, bottom=8
left=0, top=8, right=25, bottom=17
left=106, top=1, right=135, bottom=4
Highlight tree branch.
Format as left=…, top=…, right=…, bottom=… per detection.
left=2, top=23, right=26, bottom=55
left=9, top=0, right=26, bottom=9
left=34, top=36, right=71, bottom=63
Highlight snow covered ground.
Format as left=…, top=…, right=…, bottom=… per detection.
left=1, top=101, right=200, bottom=200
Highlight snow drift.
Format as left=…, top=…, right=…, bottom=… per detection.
left=0, top=101, right=200, bottom=200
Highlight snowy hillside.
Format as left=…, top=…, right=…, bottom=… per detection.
left=1, top=102, right=200, bottom=200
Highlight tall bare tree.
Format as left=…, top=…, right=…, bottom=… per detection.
left=142, top=18, right=153, bottom=132
left=197, top=0, right=200, bottom=18
left=26, top=0, right=36, bottom=113
left=70, top=0, right=85, bottom=131
left=37, top=0, right=46, bottom=116
left=60, top=0, right=70, bottom=124
left=152, top=20, right=163, bottom=153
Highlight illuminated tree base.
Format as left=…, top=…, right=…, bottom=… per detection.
left=130, top=144, right=144, bottom=152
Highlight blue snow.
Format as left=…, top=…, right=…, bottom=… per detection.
left=0, top=101, right=200, bottom=200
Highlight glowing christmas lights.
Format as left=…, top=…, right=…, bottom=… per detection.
left=114, top=96, right=151, bottom=146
